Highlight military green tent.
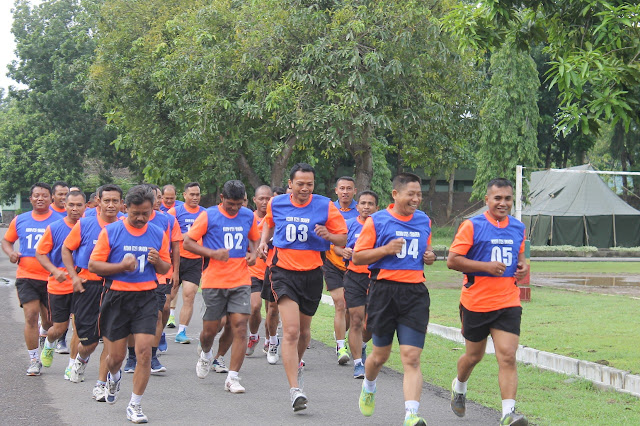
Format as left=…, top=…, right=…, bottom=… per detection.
left=521, top=165, right=640, bottom=247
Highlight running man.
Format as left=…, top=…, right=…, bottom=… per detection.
left=2, top=182, right=63, bottom=375
left=246, top=185, right=272, bottom=356
left=167, top=182, right=205, bottom=340
left=50, top=181, right=69, bottom=217
left=339, top=190, right=378, bottom=379
left=62, top=184, right=123, bottom=400
left=323, top=176, right=359, bottom=364
left=159, top=184, right=184, bottom=213
left=447, top=178, right=529, bottom=426
left=187, top=180, right=259, bottom=393
left=353, top=173, right=435, bottom=426
left=35, top=190, right=86, bottom=377
left=258, top=163, right=347, bottom=411
left=89, top=185, right=171, bottom=423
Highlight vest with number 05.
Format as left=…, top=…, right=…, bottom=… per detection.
left=271, top=194, right=331, bottom=252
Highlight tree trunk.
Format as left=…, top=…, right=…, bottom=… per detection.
left=270, top=135, right=297, bottom=187
left=428, top=175, right=437, bottom=198
left=237, top=153, right=262, bottom=190
left=344, top=126, right=373, bottom=191
left=446, top=170, right=455, bottom=220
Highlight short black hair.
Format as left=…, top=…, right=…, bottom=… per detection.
left=289, top=163, right=315, bottom=181
left=356, top=190, right=379, bottom=206
left=51, top=181, right=69, bottom=193
left=336, top=176, right=355, bottom=186
left=30, top=182, right=52, bottom=197
left=162, top=184, right=176, bottom=194
left=125, top=185, right=155, bottom=207
left=392, top=172, right=422, bottom=190
left=221, top=180, right=246, bottom=201
left=272, top=186, right=286, bottom=195
left=254, top=185, right=272, bottom=197
left=88, top=192, right=96, bottom=202
left=144, top=183, right=161, bottom=192
left=487, top=178, right=513, bottom=191
left=184, top=182, right=200, bottom=192
left=66, top=190, right=86, bottom=202
left=98, top=184, right=123, bottom=199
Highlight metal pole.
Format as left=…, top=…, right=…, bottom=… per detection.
left=515, top=165, right=523, bottom=221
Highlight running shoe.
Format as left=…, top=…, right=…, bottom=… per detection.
left=359, top=384, right=376, bottom=417
left=267, top=341, right=279, bottom=365
left=246, top=335, right=259, bottom=356
left=158, top=332, right=168, bottom=354
left=175, top=330, right=190, bottom=344
left=39, top=335, right=46, bottom=350
left=106, top=370, right=121, bottom=404
left=297, top=361, right=304, bottom=391
left=26, top=359, right=42, bottom=376
left=224, top=376, right=246, bottom=394
left=93, top=383, right=106, bottom=402
left=40, top=346, right=54, bottom=367
left=150, top=356, right=166, bottom=374
left=127, top=403, right=148, bottom=423
left=500, top=410, right=529, bottom=426
left=64, top=366, right=71, bottom=381
left=263, top=341, right=269, bottom=355
left=69, top=356, right=87, bottom=383
left=55, top=339, right=69, bottom=354
left=450, top=378, right=466, bottom=417
left=361, top=343, right=367, bottom=365
left=213, top=357, right=228, bottom=373
left=196, top=354, right=211, bottom=379
left=290, top=387, right=308, bottom=412
left=124, top=356, right=136, bottom=373
left=337, top=346, right=350, bottom=365
left=353, top=362, right=365, bottom=379
left=166, top=315, right=176, bottom=328
left=403, top=414, right=427, bottom=426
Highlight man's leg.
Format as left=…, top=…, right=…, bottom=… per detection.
left=399, top=344, right=424, bottom=421
left=456, top=339, right=487, bottom=383
left=132, top=333, right=155, bottom=396
left=177, top=281, right=198, bottom=339
left=330, top=286, right=347, bottom=342
left=197, top=319, right=220, bottom=379
left=216, top=321, right=232, bottom=359
left=348, top=305, right=366, bottom=360
left=228, top=312, right=249, bottom=371
left=23, top=300, right=42, bottom=351
left=278, top=297, right=303, bottom=388
left=248, top=292, right=262, bottom=339
left=104, top=336, right=127, bottom=375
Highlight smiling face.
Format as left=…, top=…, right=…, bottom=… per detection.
left=356, top=194, right=377, bottom=220
left=289, top=171, right=315, bottom=205
left=335, top=179, right=356, bottom=208
left=30, top=186, right=52, bottom=214
left=391, top=181, right=422, bottom=216
left=98, top=190, right=122, bottom=222
left=485, top=184, right=513, bottom=222
left=183, top=186, right=201, bottom=208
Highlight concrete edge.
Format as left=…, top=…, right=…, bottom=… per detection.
left=320, top=295, right=640, bottom=398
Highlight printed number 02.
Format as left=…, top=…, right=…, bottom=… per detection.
left=224, top=233, right=244, bottom=250
left=491, top=246, right=512, bottom=266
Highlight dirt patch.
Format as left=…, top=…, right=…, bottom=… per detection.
left=531, top=273, right=640, bottom=297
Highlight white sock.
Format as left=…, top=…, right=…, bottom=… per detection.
left=363, top=378, right=376, bottom=393
left=362, top=342, right=367, bottom=349
left=170, top=309, right=175, bottom=316
left=227, top=370, right=239, bottom=380
left=354, top=358, right=363, bottom=366
left=44, top=337, right=55, bottom=349
left=28, top=349, right=38, bottom=360
left=68, top=358, right=75, bottom=368
left=336, top=339, right=345, bottom=350
left=39, top=326, right=47, bottom=335
left=202, top=350, right=213, bottom=360
left=404, top=400, right=419, bottom=418
left=250, top=333, right=259, bottom=340
left=77, top=353, right=90, bottom=363
left=269, top=335, right=278, bottom=345
left=502, top=399, right=516, bottom=417
left=178, top=324, right=187, bottom=333
left=129, top=393, right=142, bottom=406
left=111, top=370, right=121, bottom=382
left=454, top=378, right=467, bottom=394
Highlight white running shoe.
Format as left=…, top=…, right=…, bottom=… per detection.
left=267, top=342, right=279, bottom=365
left=106, top=371, right=121, bottom=404
left=224, top=376, right=246, bottom=394
left=93, top=383, right=106, bottom=402
left=69, top=357, right=87, bottom=383
left=297, top=361, right=304, bottom=391
left=126, top=403, right=148, bottom=423
left=290, top=387, right=308, bottom=412
left=196, top=354, right=212, bottom=379
left=212, top=357, right=228, bottom=373
left=26, top=359, right=42, bottom=376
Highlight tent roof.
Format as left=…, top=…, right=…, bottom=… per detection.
left=522, top=164, right=640, bottom=216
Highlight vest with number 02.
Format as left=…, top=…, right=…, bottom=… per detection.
left=103, top=220, right=165, bottom=285
left=201, top=206, right=255, bottom=258
left=368, top=209, right=431, bottom=274
left=465, top=214, right=525, bottom=278
left=15, top=211, right=63, bottom=259
left=172, top=203, right=205, bottom=234
left=271, top=194, right=331, bottom=252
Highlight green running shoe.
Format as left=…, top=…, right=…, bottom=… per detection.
left=358, top=384, right=376, bottom=417
left=450, top=378, right=466, bottom=417
left=166, top=315, right=176, bottom=328
left=337, top=346, right=350, bottom=365
left=40, top=347, right=54, bottom=367
left=403, top=413, right=427, bottom=426
left=500, top=411, right=528, bottom=426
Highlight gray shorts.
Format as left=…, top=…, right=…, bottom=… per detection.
left=202, top=286, right=251, bottom=321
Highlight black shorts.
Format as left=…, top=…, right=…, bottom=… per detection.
left=260, top=266, right=275, bottom=302
left=365, top=280, right=430, bottom=337
left=155, top=281, right=172, bottom=311
left=99, top=289, right=158, bottom=342
left=270, top=265, right=323, bottom=316
left=15, top=278, right=48, bottom=308
left=251, top=276, right=263, bottom=294
left=322, top=260, right=345, bottom=291
left=460, top=304, right=522, bottom=343
left=179, top=256, right=203, bottom=285
left=343, top=270, right=371, bottom=309
left=73, top=280, right=105, bottom=346
left=48, top=293, right=74, bottom=323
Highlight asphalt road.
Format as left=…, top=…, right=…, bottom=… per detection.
left=0, top=228, right=499, bottom=425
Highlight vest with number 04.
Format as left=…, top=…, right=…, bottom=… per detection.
left=465, top=214, right=525, bottom=278
left=368, top=209, right=431, bottom=273
left=201, top=206, right=255, bottom=258
left=104, top=220, right=165, bottom=284
left=271, top=194, right=331, bottom=252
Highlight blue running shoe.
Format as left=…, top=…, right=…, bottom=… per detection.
left=106, top=370, right=121, bottom=404
left=353, top=362, right=365, bottom=379
left=175, top=330, right=190, bottom=344
left=150, top=356, right=166, bottom=374
left=158, top=332, right=168, bottom=354
left=124, top=356, right=136, bottom=373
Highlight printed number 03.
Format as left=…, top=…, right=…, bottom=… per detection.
left=285, top=224, right=308, bottom=243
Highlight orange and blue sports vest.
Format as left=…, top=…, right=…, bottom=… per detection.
left=464, top=214, right=525, bottom=278
left=171, top=203, right=204, bottom=233
left=333, top=200, right=359, bottom=220
left=160, top=199, right=184, bottom=213
left=46, top=219, right=73, bottom=268
left=271, top=194, right=331, bottom=252
left=200, top=206, right=255, bottom=258
left=14, top=211, right=63, bottom=259
left=368, top=209, right=431, bottom=277
left=73, top=217, right=104, bottom=270
left=102, top=221, right=165, bottom=285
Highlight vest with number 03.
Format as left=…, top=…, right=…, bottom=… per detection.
left=201, top=206, right=255, bottom=258
left=368, top=209, right=431, bottom=273
left=15, top=211, right=63, bottom=259
left=464, top=214, right=525, bottom=278
left=103, top=220, right=165, bottom=285
left=271, top=194, right=331, bottom=252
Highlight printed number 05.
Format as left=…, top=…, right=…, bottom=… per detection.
left=491, top=246, right=512, bottom=266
